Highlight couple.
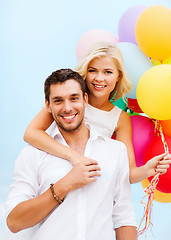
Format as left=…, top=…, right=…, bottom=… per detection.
left=5, top=68, right=137, bottom=240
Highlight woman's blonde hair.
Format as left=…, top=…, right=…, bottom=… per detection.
left=75, top=41, right=132, bottom=102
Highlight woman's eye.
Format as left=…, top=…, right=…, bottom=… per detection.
left=105, top=71, right=113, bottom=74
left=88, top=69, right=95, bottom=73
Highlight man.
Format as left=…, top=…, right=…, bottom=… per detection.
left=5, top=69, right=137, bottom=240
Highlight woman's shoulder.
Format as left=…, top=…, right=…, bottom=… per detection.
left=115, top=109, right=131, bottom=131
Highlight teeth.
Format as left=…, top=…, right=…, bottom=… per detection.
left=94, top=85, right=105, bottom=88
left=63, top=115, right=75, bottom=119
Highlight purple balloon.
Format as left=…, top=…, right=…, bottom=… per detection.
left=118, top=5, right=147, bottom=44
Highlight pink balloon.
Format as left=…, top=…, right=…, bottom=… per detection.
left=76, top=29, right=119, bottom=61
left=118, top=5, right=147, bottom=44
left=130, top=115, right=155, bottom=167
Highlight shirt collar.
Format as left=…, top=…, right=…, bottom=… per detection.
left=50, top=122, right=106, bottom=143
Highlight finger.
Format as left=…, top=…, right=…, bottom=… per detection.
left=156, top=168, right=167, bottom=174
left=89, top=171, right=101, bottom=177
left=157, top=164, right=170, bottom=169
left=84, top=159, right=98, bottom=166
left=87, top=165, right=101, bottom=172
left=158, top=160, right=171, bottom=165
left=164, top=154, right=171, bottom=160
left=154, top=152, right=169, bottom=161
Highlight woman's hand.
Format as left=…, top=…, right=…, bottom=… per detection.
left=145, top=152, right=171, bottom=178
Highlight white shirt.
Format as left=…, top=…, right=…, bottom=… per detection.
left=5, top=124, right=136, bottom=240
left=84, top=104, right=122, bottom=138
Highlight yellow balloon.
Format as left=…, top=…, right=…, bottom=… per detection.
left=135, top=6, right=171, bottom=61
left=142, top=179, right=171, bottom=203
left=163, top=56, right=171, bottom=65
left=136, top=64, right=171, bottom=120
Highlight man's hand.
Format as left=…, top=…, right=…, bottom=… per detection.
left=61, top=159, right=101, bottom=191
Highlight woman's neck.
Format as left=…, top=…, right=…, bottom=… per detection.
left=88, top=96, right=114, bottom=111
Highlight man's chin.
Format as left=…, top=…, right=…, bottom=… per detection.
left=57, top=121, right=83, bottom=133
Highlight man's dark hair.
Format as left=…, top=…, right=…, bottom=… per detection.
left=44, top=68, right=86, bottom=102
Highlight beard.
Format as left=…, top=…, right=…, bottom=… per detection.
left=55, top=117, right=84, bottom=133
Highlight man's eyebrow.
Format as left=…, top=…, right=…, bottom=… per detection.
left=51, top=96, right=62, bottom=100
left=51, top=93, right=81, bottom=100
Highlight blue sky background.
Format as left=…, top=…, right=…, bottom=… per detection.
left=1, top=0, right=171, bottom=239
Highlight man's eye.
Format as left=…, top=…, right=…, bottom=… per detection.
left=54, top=99, right=62, bottom=103
left=71, top=97, right=78, bottom=101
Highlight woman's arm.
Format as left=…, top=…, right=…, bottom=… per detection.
left=24, top=107, right=87, bottom=165
left=115, top=111, right=171, bottom=184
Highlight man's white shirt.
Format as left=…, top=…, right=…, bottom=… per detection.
left=4, top=124, right=136, bottom=240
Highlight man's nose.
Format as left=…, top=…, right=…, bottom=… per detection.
left=63, top=100, right=72, bottom=112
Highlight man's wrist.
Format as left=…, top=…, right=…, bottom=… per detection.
left=53, top=177, right=71, bottom=200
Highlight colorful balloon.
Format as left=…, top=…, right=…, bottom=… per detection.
left=116, top=42, right=153, bottom=99
left=141, top=179, right=171, bottom=203
left=135, top=6, right=171, bottom=61
left=137, top=64, right=171, bottom=120
left=163, top=56, right=171, bottom=65
left=118, top=5, right=147, bottom=44
left=76, top=29, right=119, bottom=61
left=144, top=136, right=171, bottom=193
left=127, top=98, right=143, bottom=113
left=130, top=115, right=155, bottom=167
left=160, top=119, right=171, bottom=138
left=112, top=97, right=127, bottom=111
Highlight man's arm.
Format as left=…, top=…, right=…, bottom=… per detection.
left=115, top=226, right=137, bottom=240
left=7, top=159, right=101, bottom=233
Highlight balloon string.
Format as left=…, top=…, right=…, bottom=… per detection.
left=137, top=120, right=168, bottom=237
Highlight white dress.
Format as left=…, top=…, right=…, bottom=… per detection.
left=84, top=104, right=122, bottom=138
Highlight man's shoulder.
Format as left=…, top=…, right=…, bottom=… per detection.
left=19, top=144, right=47, bottom=160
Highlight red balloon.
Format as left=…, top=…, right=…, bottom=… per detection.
left=131, top=115, right=155, bottom=167
left=144, top=136, right=171, bottom=193
left=127, top=98, right=143, bottom=113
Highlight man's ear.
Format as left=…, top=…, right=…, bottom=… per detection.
left=84, top=93, right=88, bottom=107
left=45, top=99, right=52, bottom=113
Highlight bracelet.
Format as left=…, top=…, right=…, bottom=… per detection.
left=50, top=184, right=64, bottom=204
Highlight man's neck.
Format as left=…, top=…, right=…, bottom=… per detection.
left=59, top=123, right=90, bottom=155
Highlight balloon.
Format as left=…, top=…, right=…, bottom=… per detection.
left=135, top=6, right=171, bottom=61
left=141, top=179, right=171, bottom=203
left=76, top=29, right=119, bottom=61
left=152, top=59, right=161, bottom=66
left=137, top=64, right=171, bottom=120
left=127, top=98, right=143, bottom=113
left=116, top=42, right=153, bottom=99
left=144, top=136, right=171, bottom=193
left=160, top=119, right=171, bottom=138
left=118, top=5, right=147, bottom=44
left=112, top=97, right=127, bottom=111
left=130, top=115, right=155, bottom=167
left=163, top=56, right=171, bottom=65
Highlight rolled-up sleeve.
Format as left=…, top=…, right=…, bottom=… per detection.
left=112, top=144, right=137, bottom=229
left=5, top=146, right=39, bottom=217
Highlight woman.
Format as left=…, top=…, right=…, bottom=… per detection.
left=24, top=41, right=171, bottom=183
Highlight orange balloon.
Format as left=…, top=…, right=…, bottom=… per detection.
left=141, top=179, right=171, bottom=203
left=135, top=6, right=171, bottom=61
left=160, top=119, right=171, bottom=138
